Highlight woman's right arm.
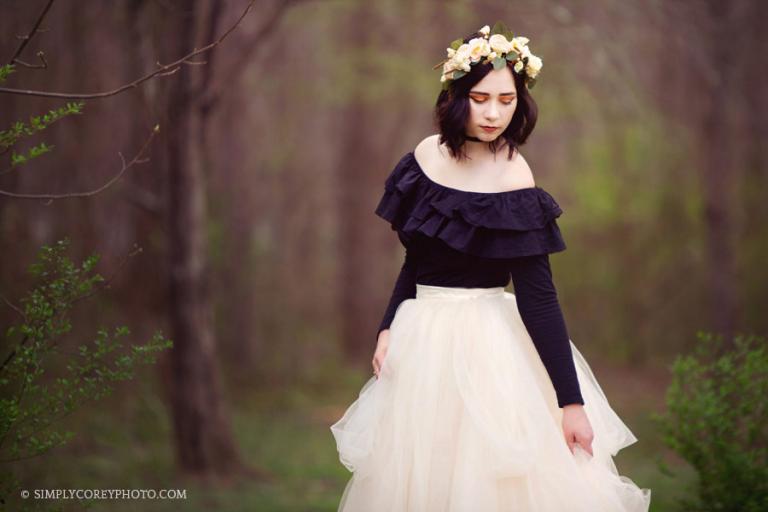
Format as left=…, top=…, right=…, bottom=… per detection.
left=376, top=248, right=418, bottom=341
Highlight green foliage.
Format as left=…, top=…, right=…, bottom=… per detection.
left=490, top=20, right=514, bottom=42
left=0, top=63, right=14, bottom=84
left=448, top=38, right=463, bottom=51
left=0, top=64, right=85, bottom=172
left=651, top=331, right=768, bottom=512
left=0, top=239, right=173, bottom=509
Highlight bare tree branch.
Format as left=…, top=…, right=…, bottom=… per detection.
left=200, top=0, right=319, bottom=108
left=0, top=125, right=158, bottom=200
left=0, top=0, right=257, bottom=100
left=11, top=52, right=49, bottom=70
left=7, top=0, right=56, bottom=65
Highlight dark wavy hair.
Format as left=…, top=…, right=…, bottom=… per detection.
left=434, top=30, right=539, bottom=161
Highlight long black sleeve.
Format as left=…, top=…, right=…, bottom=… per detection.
left=509, top=254, right=585, bottom=408
left=376, top=248, right=418, bottom=341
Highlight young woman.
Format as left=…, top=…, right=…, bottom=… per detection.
left=330, top=23, right=652, bottom=512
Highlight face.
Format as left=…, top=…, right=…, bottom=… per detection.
left=465, top=66, right=518, bottom=141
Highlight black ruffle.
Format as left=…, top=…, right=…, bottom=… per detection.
left=374, top=152, right=568, bottom=259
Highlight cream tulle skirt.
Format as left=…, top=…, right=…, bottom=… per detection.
left=330, top=284, right=651, bottom=512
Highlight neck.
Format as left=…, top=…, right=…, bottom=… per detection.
left=462, top=136, right=499, bottom=161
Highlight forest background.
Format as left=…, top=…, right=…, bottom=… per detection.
left=1, top=1, right=766, bottom=510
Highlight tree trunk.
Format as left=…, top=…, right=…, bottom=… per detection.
left=163, top=0, right=243, bottom=480
left=699, top=0, right=741, bottom=339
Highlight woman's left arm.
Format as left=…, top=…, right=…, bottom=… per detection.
left=509, top=253, right=594, bottom=455
left=508, top=253, right=584, bottom=408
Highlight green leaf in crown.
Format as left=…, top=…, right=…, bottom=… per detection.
left=491, top=21, right=509, bottom=36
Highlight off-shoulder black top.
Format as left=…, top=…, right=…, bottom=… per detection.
left=374, top=151, right=585, bottom=408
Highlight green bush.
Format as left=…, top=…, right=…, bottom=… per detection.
left=652, top=331, right=768, bottom=512
left=0, top=239, right=173, bottom=510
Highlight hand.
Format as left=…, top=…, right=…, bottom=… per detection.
left=562, top=403, right=594, bottom=456
left=372, top=329, right=390, bottom=379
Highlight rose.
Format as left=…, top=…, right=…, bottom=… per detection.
left=525, top=54, right=543, bottom=77
left=454, top=43, right=471, bottom=62
left=488, top=34, right=512, bottom=54
left=467, top=37, right=491, bottom=63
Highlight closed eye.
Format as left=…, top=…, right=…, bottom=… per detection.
left=471, top=97, right=514, bottom=105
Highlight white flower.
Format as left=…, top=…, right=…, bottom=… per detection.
left=510, top=36, right=530, bottom=54
left=454, top=43, right=471, bottom=61
left=446, top=47, right=456, bottom=58
left=479, top=25, right=490, bottom=37
left=513, top=60, right=524, bottom=73
left=488, top=34, right=512, bottom=54
left=446, top=43, right=472, bottom=73
left=525, top=54, right=543, bottom=77
left=488, top=51, right=497, bottom=60
left=467, top=37, right=491, bottom=63
left=511, top=36, right=529, bottom=47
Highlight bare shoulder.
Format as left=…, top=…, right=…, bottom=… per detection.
left=505, top=148, right=536, bottom=189
left=414, top=134, right=440, bottom=158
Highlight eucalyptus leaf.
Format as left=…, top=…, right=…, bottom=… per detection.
left=452, top=70, right=466, bottom=80
left=506, top=51, right=519, bottom=61
left=449, top=38, right=463, bottom=50
left=492, top=57, right=506, bottom=70
left=491, top=21, right=508, bottom=36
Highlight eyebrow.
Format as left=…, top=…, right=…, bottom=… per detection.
left=469, top=91, right=516, bottom=96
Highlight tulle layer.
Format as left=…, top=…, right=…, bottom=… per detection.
left=330, top=284, right=651, bottom=512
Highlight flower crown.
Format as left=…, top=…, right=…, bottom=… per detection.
left=433, top=22, right=542, bottom=91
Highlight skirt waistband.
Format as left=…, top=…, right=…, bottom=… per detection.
left=416, top=284, right=506, bottom=300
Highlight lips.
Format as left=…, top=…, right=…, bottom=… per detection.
left=480, top=126, right=498, bottom=132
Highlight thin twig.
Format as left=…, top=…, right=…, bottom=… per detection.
left=7, top=0, right=56, bottom=65
left=71, top=244, right=144, bottom=305
left=0, top=0, right=257, bottom=100
left=0, top=293, right=26, bottom=320
left=0, top=125, right=158, bottom=200
left=201, top=0, right=317, bottom=106
left=11, top=52, right=48, bottom=70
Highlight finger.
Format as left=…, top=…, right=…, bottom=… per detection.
left=564, top=434, right=574, bottom=453
left=576, top=434, right=594, bottom=456
left=575, top=439, right=593, bottom=457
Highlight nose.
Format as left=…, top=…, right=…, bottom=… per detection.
left=485, top=101, right=500, bottom=121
